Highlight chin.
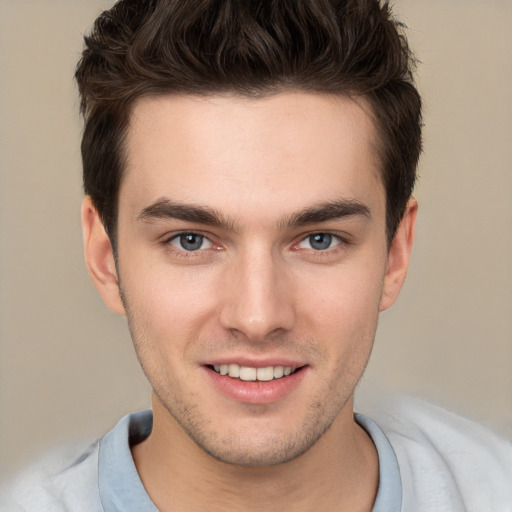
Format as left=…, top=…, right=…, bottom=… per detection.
left=171, top=404, right=339, bottom=467
left=191, top=431, right=320, bottom=467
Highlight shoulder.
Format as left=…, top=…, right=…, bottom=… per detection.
left=0, top=440, right=102, bottom=512
left=358, top=394, right=512, bottom=512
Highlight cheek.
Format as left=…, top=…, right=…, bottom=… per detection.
left=299, top=261, right=385, bottom=329
left=295, top=259, right=385, bottom=369
left=120, top=263, right=219, bottom=353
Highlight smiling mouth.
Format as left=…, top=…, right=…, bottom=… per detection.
left=208, top=364, right=304, bottom=382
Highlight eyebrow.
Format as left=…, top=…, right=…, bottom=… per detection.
left=281, top=199, right=371, bottom=228
left=137, top=197, right=371, bottom=230
left=137, top=198, right=235, bottom=230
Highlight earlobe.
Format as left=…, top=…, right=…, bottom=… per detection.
left=81, top=196, right=126, bottom=316
left=379, top=198, right=418, bottom=312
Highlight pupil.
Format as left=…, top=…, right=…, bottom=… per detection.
left=180, top=234, right=202, bottom=251
left=310, top=233, right=331, bottom=250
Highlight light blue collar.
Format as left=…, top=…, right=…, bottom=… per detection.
left=355, top=413, right=403, bottom=511
left=98, top=410, right=402, bottom=511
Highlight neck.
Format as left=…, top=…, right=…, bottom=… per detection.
left=132, top=395, right=378, bottom=512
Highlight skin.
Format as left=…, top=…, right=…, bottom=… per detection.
left=82, top=92, right=416, bottom=512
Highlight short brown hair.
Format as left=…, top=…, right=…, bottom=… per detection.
left=76, top=0, right=422, bottom=247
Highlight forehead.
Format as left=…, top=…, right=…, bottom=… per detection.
left=121, top=92, right=383, bottom=223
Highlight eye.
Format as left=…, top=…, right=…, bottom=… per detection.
left=298, top=233, right=341, bottom=251
left=169, top=233, right=213, bottom=252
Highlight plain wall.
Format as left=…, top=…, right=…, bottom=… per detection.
left=1, top=0, right=511, bottom=478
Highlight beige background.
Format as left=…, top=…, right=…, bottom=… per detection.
left=0, top=1, right=511, bottom=479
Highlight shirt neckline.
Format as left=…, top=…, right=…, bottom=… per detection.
left=355, top=413, right=403, bottom=511
left=98, top=410, right=402, bottom=512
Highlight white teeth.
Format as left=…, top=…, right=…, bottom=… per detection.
left=256, top=367, right=274, bottom=381
left=239, top=366, right=257, bottom=381
left=213, top=364, right=295, bottom=381
left=273, top=366, right=284, bottom=378
left=228, top=364, right=240, bottom=378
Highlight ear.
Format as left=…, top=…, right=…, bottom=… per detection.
left=81, top=196, right=126, bottom=316
left=379, top=198, right=418, bottom=312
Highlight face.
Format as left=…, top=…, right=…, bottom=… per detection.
left=84, top=92, right=415, bottom=466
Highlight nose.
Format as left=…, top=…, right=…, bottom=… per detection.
left=219, top=249, right=296, bottom=343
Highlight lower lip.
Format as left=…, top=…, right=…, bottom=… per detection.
left=203, top=366, right=308, bottom=405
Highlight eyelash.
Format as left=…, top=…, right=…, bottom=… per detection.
left=161, top=231, right=350, bottom=259
left=293, top=233, right=351, bottom=261
left=162, top=231, right=216, bottom=258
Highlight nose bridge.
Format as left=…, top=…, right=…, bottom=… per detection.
left=220, top=244, right=295, bottom=341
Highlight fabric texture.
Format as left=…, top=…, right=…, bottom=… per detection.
left=2, top=396, right=511, bottom=512
left=358, top=396, right=512, bottom=511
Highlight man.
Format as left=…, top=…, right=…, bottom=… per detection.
left=2, top=0, right=511, bottom=511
